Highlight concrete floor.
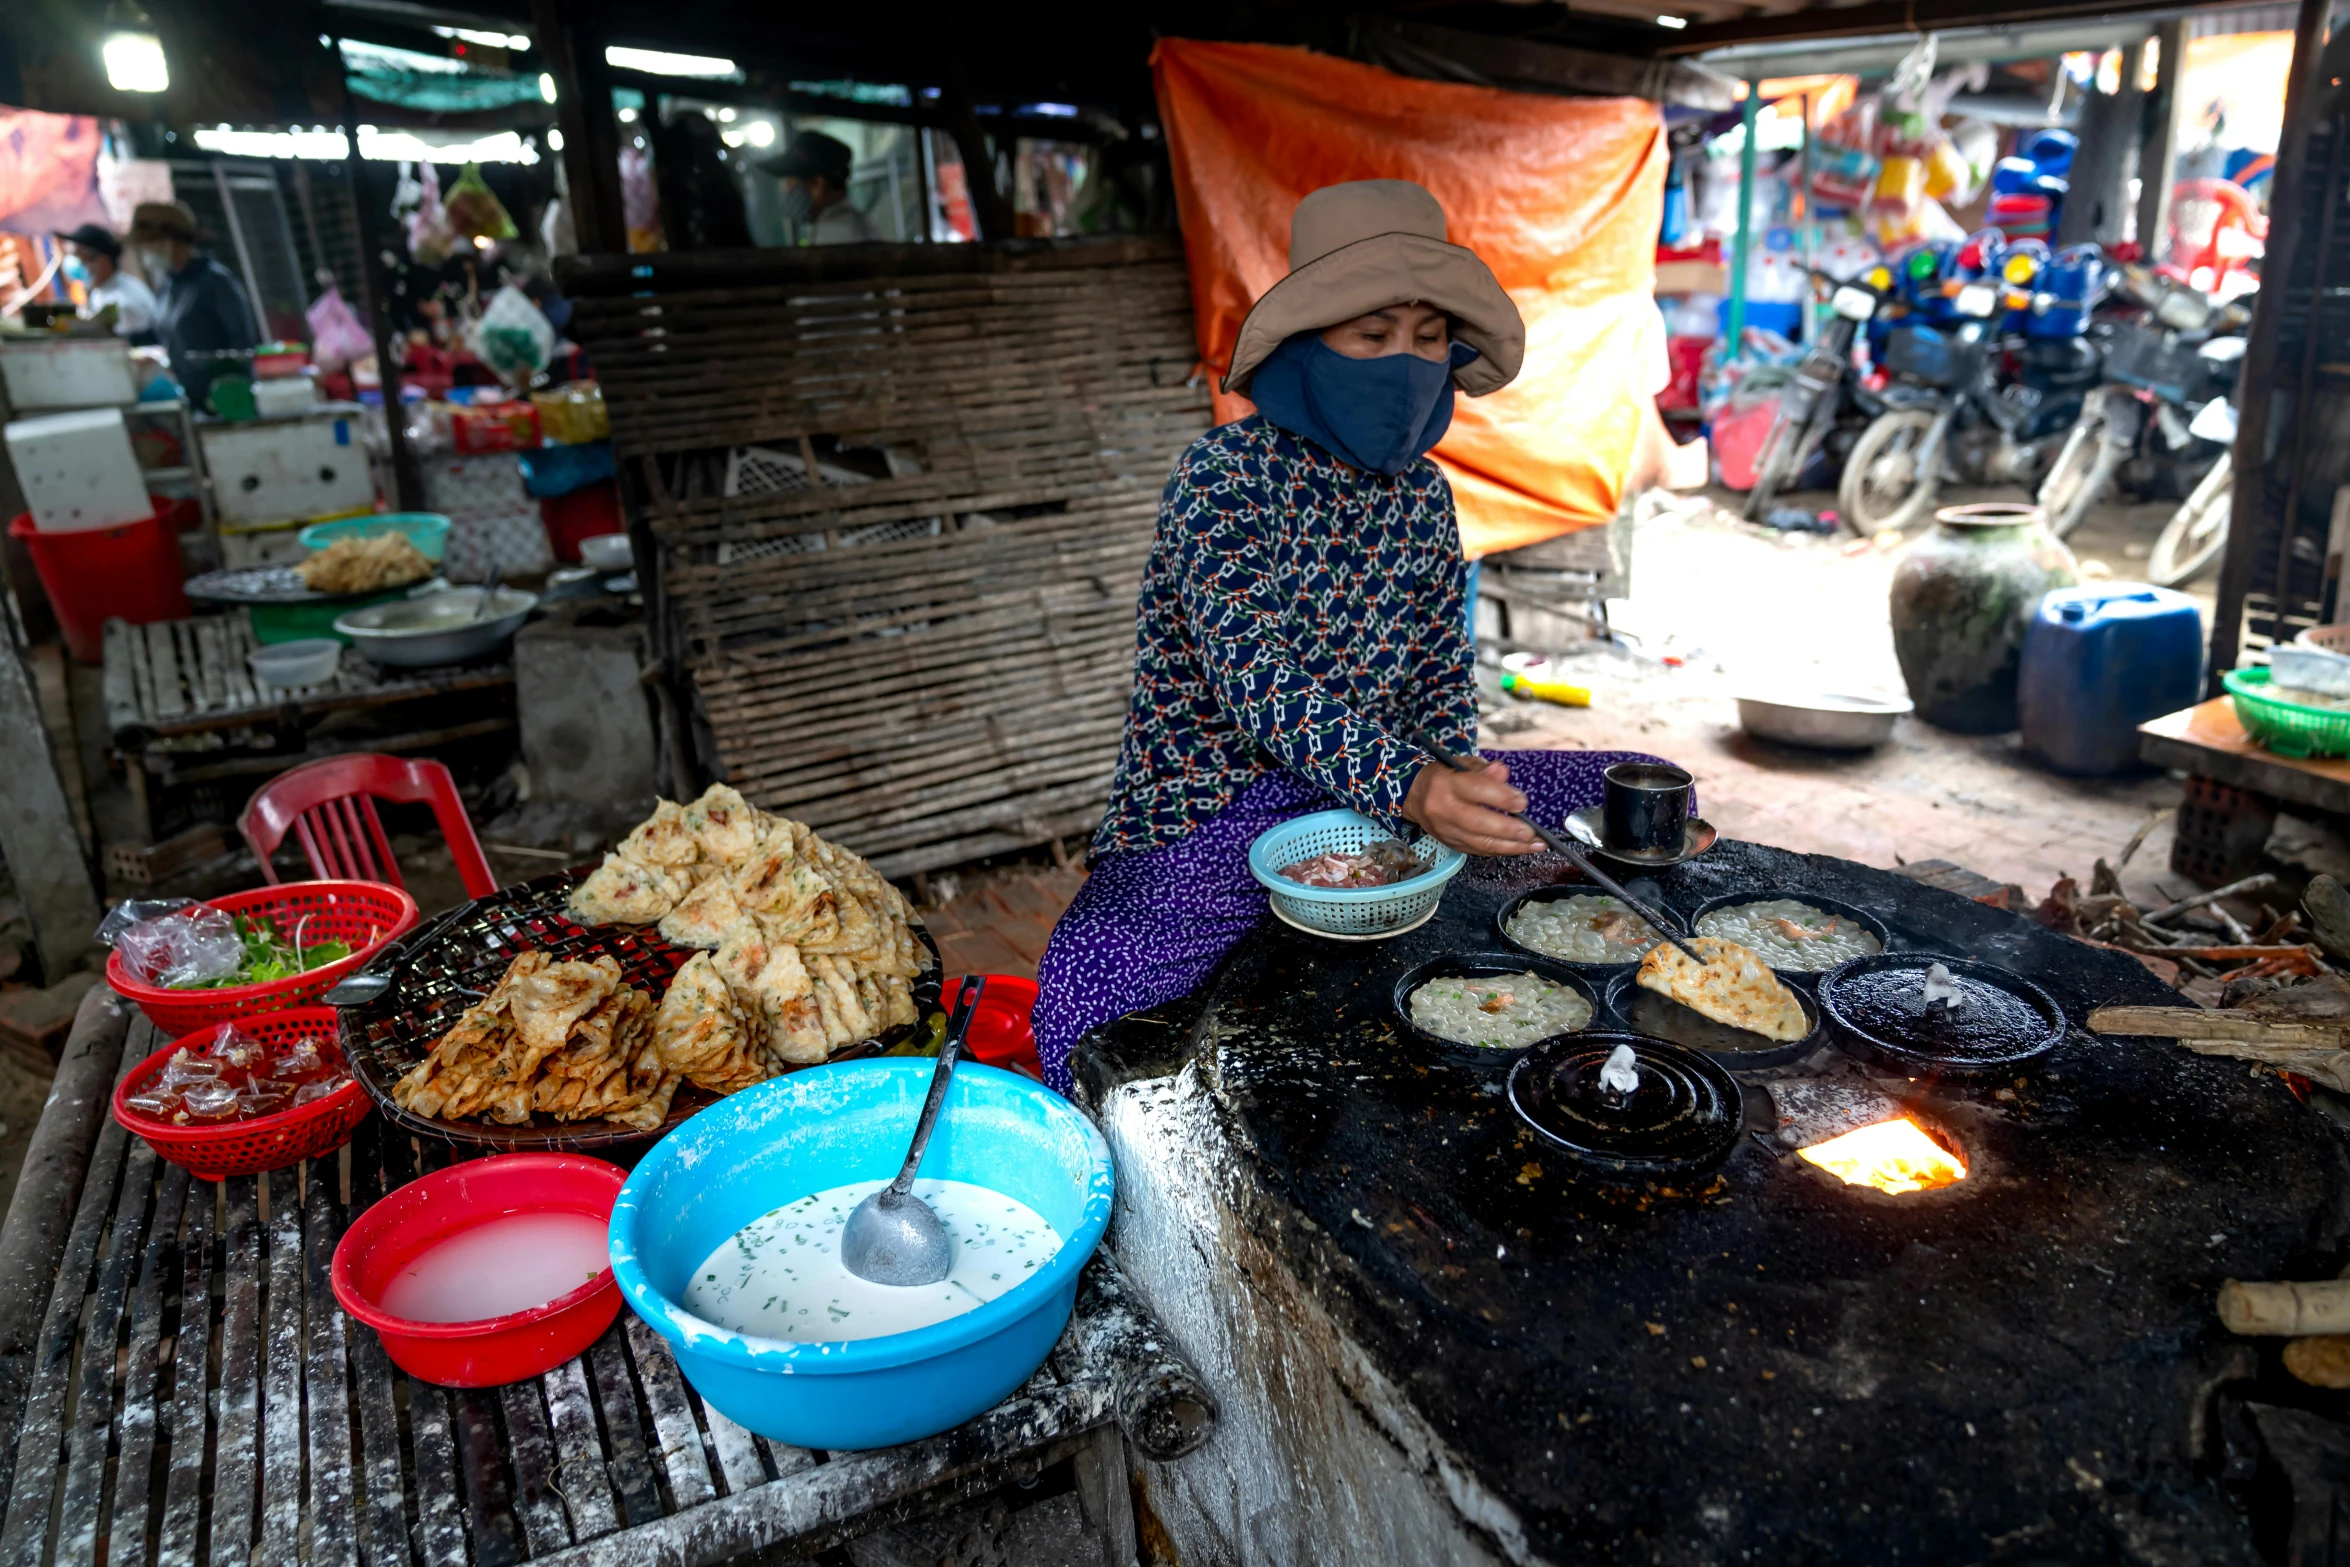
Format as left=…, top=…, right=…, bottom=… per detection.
left=1505, top=487, right=2203, bottom=911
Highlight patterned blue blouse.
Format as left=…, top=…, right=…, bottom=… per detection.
left=1092, top=415, right=1478, bottom=860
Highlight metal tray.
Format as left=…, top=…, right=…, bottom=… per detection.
left=340, top=866, right=942, bottom=1152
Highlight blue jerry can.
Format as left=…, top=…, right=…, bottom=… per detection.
left=2018, top=584, right=2206, bottom=775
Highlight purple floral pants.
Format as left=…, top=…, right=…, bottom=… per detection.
left=1033, top=749, right=1678, bottom=1094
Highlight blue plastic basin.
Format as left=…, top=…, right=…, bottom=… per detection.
left=608, top=1060, right=1114, bottom=1451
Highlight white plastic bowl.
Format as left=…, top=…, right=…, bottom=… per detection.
left=577, top=534, right=632, bottom=571
left=248, top=638, right=342, bottom=689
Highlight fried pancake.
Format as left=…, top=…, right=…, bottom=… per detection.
left=618, top=798, right=698, bottom=867
left=654, top=952, right=770, bottom=1092
left=684, top=783, right=760, bottom=865
left=658, top=876, right=747, bottom=950
left=569, top=853, right=689, bottom=924
left=1636, top=937, right=1809, bottom=1042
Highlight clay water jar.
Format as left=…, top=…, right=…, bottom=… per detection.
left=1888, top=503, right=2078, bottom=734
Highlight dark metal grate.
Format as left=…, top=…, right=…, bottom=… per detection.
left=341, top=868, right=941, bottom=1152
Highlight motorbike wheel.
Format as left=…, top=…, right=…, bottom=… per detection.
left=2037, top=409, right=2122, bottom=540
left=1837, top=409, right=1942, bottom=535
left=1738, top=392, right=1804, bottom=521
left=2148, top=454, right=2232, bottom=588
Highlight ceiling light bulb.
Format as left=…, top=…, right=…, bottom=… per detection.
left=603, top=46, right=738, bottom=79
left=103, top=30, right=170, bottom=93
left=1656, top=13, right=1689, bottom=26
left=744, top=120, right=774, bottom=147
left=547, top=127, right=565, bottom=150
left=538, top=72, right=556, bottom=104
left=617, top=106, right=638, bottom=123
left=717, top=106, right=736, bottom=122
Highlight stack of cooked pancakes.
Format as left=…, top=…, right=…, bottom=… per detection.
left=392, top=952, right=678, bottom=1129
left=569, top=785, right=926, bottom=1075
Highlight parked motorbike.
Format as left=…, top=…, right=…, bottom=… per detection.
left=2035, top=264, right=2248, bottom=584
left=1837, top=240, right=2104, bottom=534
left=1740, top=268, right=1896, bottom=522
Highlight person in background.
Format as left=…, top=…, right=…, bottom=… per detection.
left=56, top=223, right=159, bottom=343
left=127, top=201, right=259, bottom=409
left=758, top=131, right=877, bottom=245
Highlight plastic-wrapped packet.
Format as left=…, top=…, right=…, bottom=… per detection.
left=207, top=1022, right=268, bottom=1071
left=156, top=1048, right=222, bottom=1090
left=179, top=1080, right=242, bottom=1122
left=108, top=902, right=245, bottom=988
left=281, top=1036, right=326, bottom=1076
left=126, top=1089, right=178, bottom=1117
left=292, top=1073, right=351, bottom=1108
left=241, top=1080, right=293, bottom=1117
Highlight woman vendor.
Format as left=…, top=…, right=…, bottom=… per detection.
left=1033, top=179, right=1676, bottom=1094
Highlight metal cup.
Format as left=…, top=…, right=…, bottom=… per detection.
left=1601, top=762, right=1693, bottom=854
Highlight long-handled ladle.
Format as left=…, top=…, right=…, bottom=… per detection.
left=1409, top=731, right=1706, bottom=966
left=841, top=975, right=984, bottom=1287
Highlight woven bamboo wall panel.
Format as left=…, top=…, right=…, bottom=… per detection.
left=563, top=238, right=1211, bottom=877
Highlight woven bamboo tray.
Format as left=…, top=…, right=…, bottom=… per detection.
left=340, top=867, right=941, bottom=1152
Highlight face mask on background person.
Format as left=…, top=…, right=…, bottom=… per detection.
left=136, top=247, right=175, bottom=280
left=779, top=184, right=815, bottom=226
left=1246, top=333, right=1480, bottom=476
left=60, top=255, right=89, bottom=284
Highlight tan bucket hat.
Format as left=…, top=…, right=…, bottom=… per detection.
left=1223, top=180, right=1525, bottom=398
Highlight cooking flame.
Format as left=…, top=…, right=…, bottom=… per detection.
left=1797, top=1117, right=1966, bottom=1194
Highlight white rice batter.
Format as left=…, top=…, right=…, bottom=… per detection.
left=682, top=1178, right=1062, bottom=1343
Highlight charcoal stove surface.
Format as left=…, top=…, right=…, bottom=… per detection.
left=1076, top=839, right=2349, bottom=1566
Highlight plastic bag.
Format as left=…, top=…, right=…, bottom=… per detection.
left=444, top=161, right=519, bottom=241
left=205, top=1021, right=268, bottom=1070
left=471, top=285, right=556, bottom=385
left=102, top=900, right=244, bottom=988
left=306, top=286, right=374, bottom=373
left=398, top=161, right=457, bottom=267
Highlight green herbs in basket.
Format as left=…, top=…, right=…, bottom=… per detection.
left=189, top=914, right=352, bottom=988
left=100, top=898, right=356, bottom=990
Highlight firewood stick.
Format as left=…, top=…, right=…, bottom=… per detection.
left=2087, top=1006, right=2350, bottom=1044
left=2141, top=873, right=2277, bottom=927
left=2220, top=1278, right=2350, bottom=1336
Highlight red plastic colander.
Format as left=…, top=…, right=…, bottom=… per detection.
left=106, top=880, right=418, bottom=1035
left=114, top=1008, right=373, bottom=1179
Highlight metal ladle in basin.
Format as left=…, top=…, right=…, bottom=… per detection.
left=841, top=975, right=984, bottom=1287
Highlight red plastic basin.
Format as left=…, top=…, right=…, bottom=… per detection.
left=10, top=499, right=191, bottom=663
left=942, top=972, right=1043, bottom=1081
left=332, top=1153, right=625, bottom=1388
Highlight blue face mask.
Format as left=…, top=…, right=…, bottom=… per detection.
left=1247, top=333, right=1480, bottom=476
left=61, top=255, right=90, bottom=284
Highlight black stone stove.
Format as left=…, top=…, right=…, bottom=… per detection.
left=1075, top=840, right=2350, bottom=1565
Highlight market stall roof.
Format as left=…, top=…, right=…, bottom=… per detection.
left=1655, top=0, right=2288, bottom=54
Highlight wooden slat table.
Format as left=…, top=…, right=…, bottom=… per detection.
left=0, top=1012, right=1207, bottom=1567
left=98, top=616, right=519, bottom=843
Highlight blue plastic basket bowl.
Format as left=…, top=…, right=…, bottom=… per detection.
left=608, top=1059, right=1114, bottom=1451
left=297, top=512, right=451, bottom=562
left=1247, top=809, right=1467, bottom=938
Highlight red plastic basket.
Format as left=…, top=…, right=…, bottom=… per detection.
left=106, top=880, right=419, bottom=1035
left=114, top=1009, right=373, bottom=1179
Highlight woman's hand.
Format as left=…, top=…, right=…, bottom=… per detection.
left=1403, top=758, right=1542, bottom=857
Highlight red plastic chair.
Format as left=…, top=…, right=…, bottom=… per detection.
left=239, top=755, right=497, bottom=900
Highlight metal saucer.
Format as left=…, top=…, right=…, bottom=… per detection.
left=1563, top=807, right=1718, bottom=869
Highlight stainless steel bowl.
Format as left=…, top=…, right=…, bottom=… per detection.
left=334, top=586, right=538, bottom=667
left=1734, top=691, right=1911, bottom=750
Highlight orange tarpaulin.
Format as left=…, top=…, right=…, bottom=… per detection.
left=1150, top=39, right=1667, bottom=558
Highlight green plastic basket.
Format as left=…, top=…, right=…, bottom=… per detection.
left=2224, top=667, right=2350, bottom=759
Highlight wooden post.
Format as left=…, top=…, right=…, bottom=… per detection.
left=940, top=31, right=1016, bottom=242
left=0, top=614, right=99, bottom=980
left=333, top=57, right=421, bottom=511
left=1725, top=82, right=1758, bottom=353
left=2135, top=20, right=2188, bottom=260
left=2056, top=50, right=2146, bottom=248
left=533, top=0, right=629, bottom=254
left=2210, top=0, right=2337, bottom=680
